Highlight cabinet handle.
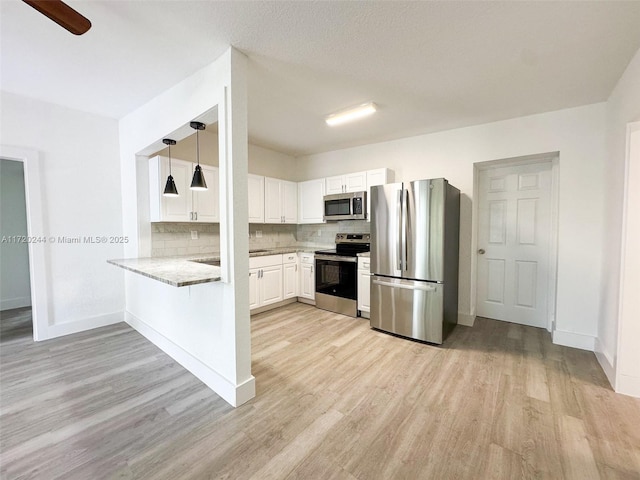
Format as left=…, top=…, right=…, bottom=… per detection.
left=189, top=212, right=193, bottom=221
left=194, top=212, right=198, bottom=221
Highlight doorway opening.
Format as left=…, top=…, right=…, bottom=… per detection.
left=472, top=152, right=559, bottom=331
left=0, top=159, right=32, bottom=339
left=0, top=146, right=49, bottom=341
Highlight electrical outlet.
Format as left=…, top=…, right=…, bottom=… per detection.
left=191, top=230, right=198, bottom=240
left=256, top=230, right=262, bottom=238
left=318, top=229, right=322, bottom=237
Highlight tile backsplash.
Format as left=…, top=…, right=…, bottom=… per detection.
left=151, top=223, right=220, bottom=257
left=150, top=220, right=371, bottom=257
left=296, top=220, right=370, bottom=245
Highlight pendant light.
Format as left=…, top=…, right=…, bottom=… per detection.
left=189, top=121, right=207, bottom=191
left=162, top=138, right=178, bottom=197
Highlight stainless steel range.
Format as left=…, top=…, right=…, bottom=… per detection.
left=315, top=233, right=370, bottom=317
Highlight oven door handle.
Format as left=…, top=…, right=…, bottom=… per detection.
left=315, top=254, right=358, bottom=263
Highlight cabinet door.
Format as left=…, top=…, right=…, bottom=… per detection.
left=193, top=165, right=219, bottom=222
left=298, top=179, right=325, bottom=224
left=249, top=268, right=260, bottom=310
left=154, top=157, right=193, bottom=222
left=300, top=263, right=315, bottom=299
left=358, top=269, right=371, bottom=312
left=264, top=177, right=282, bottom=223
left=283, top=262, right=298, bottom=299
left=325, top=175, right=345, bottom=195
left=366, top=168, right=391, bottom=222
left=248, top=174, right=265, bottom=223
left=260, top=265, right=283, bottom=306
left=345, top=171, right=367, bottom=192
left=281, top=180, right=298, bottom=223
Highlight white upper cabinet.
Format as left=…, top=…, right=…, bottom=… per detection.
left=193, top=164, right=219, bottom=222
left=366, top=168, right=393, bottom=222
left=264, top=177, right=282, bottom=223
left=325, top=172, right=367, bottom=194
left=282, top=180, right=298, bottom=223
left=248, top=174, right=265, bottom=223
left=298, top=178, right=326, bottom=224
left=149, top=155, right=219, bottom=223
left=264, top=176, right=297, bottom=224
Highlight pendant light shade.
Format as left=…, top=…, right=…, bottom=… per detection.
left=162, top=138, right=179, bottom=197
left=190, top=164, right=207, bottom=190
left=190, top=121, right=208, bottom=191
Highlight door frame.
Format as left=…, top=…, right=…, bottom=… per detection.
left=0, top=145, right=50, bottom=341
left=471, top=151, right=560, bottom=332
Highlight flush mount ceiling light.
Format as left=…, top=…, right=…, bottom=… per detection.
left=189, top=121, right=208, bottom=191
left=162, top=138, right=178, bottom=197
left=325, top=102, right=377, bottom=127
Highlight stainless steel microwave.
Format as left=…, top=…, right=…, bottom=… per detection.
left=323, top=191, right=367, bottom=221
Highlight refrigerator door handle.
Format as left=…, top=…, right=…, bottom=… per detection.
left=402, top=188, right=409, bottom=272
left=372, top=278, right=436, bottom=292
left=397, top=189, right=403, bottom=271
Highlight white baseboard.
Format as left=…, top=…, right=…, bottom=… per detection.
left=125, top=312, right=255, bottom=407
left=616, top=374, right=640, bottom=398
left=552, top=329, right=596, bottom=351
left=45, top=311, right=124, bottom=339
left=594, top=338, right=616, bottom=389
left=0, top=296, right=31, bottom=311
left=458, top=313, right=475, bottom=327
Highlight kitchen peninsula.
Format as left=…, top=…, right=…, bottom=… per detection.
left=108, top=246, right=308, bottom=287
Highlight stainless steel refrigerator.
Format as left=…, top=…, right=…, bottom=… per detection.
left=370, top=178, right=460, bottom=344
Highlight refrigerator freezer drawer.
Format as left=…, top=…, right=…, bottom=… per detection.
left=370, top=276, right=445, bottom=344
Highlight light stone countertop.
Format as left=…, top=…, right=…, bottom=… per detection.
left=108, top=245, right=329, bottom=287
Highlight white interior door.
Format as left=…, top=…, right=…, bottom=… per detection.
left=476, top=161, right=553, bottom=328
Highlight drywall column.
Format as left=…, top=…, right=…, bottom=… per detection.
left=616, top=123, right=640, bottom=397
left=118, top=47, right=254, bottom=407
left=218, top=50, right=252, bottom=391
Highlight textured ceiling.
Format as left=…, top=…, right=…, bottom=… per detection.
left=2, top=1, right=640, bottom=156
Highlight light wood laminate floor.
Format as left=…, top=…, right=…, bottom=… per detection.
left=2, top=304, right=640, bottom=479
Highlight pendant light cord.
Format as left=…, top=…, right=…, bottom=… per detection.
left=196, top=128, right=200, bottom=166
left=168, top=143, right=172, bottom=175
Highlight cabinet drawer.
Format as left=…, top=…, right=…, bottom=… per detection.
left=283, top=253, right=297, bottom=264
left=299, top=253, right=315, bottom=264
left=249, top=254, right=283, bottom=269
left=358, top=257, right=370, bottom=270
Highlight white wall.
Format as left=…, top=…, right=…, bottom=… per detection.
left=0, top=159, right=31, bottom=310
left=297, top=103, right=607, bottom=348
left=248, top=143, right=297, bottom=180
left=598, top=46, right=640, bottom=396
left=0, top=92, right=125, bottom=337
left=118, top=48, right=254, bottom=407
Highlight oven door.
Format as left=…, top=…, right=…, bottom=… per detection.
left=315, top=254, right=358, bottom=316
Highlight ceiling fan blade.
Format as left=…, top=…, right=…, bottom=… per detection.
left=23, top=0, right=91, bottom=35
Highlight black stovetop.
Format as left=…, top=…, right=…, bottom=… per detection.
left=315, top=233, right=370, bottom=257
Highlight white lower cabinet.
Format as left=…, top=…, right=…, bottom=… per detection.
left=357, top=256, right=371, bottom=317
left=299, top=253, right=315, bottom=303
left=260, top=265, right=284, bottom=306
left=283, top=253, right=299, bottom=299
left=248, top=252, right=317, bottom=312
left=249, top=255, right=283, bottom=311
